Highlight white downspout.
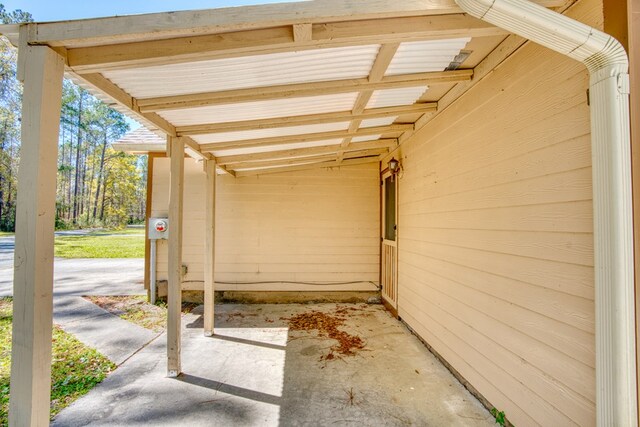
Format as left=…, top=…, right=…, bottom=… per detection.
left=453, top=0, right=636, bottom=424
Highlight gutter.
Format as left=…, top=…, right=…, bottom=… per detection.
left=454, top=0, right=636, bottom=424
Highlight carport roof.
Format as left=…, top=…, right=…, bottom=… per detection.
left=2, top=0, right=569, bottom=176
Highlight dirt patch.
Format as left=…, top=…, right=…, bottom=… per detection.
left=281, top=305, right=368, bottom=360
left=85, top=296, right=198, bottom=332
left=225, top=311, right=258, bottom=322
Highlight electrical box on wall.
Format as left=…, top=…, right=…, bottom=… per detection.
left=148, top=217, right=169, bottom=240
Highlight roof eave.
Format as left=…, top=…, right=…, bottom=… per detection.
left=13, top=0, right=568, bottom=48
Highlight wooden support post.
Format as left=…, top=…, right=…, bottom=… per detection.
left=167, top=136, right=184, bottom=377
left=9, top=45, right=64, bottom=426
left=203, top=159, right=216, bottom=336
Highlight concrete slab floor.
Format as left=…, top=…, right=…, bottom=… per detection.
left=52, top=303, right=496, bottom=426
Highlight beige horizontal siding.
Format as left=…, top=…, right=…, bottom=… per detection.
left=152, top=159, right=380, bottom=291
left=393, top=0, right=600, bottom=425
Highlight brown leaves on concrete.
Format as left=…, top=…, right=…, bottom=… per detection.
left=281, top=306, right=366, bottom=360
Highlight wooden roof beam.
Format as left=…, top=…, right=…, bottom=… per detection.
left=176, top=103, right=436, bottom=136
left=216, top=139, right=397, bottom=165
left=183, top=137, right=211, bottom=160
left=234, top=157, right=380, bottom=177
left=224, top=147, right=388, bottom=170
left=183, top=137, right=236, bottom=176
left=25, top=0, right=568, bottom=48
left=137, top=70, right=471, bottom=112
left=65, top=15, right=507, bottom=73
left=199, top=124, right=412, bottom=152
left=78, top=72, right=176, bottom=135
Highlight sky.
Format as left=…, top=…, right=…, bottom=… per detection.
left=4, top=0, right=291, bottom=22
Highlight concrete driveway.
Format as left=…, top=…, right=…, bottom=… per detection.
left=0, top=233, right=144, bottom=297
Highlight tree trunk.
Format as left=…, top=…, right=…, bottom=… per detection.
left=79, top=144, right=88, bottom=220
left=99, top=169, right=108, bottom=221
left=0, top=119, right=8, bottom=229
left=72, top=91, right=84, bottom=224
left=6, top=178, right=12, bottom=231
left=93, top=131, right=108, bottom=220
left=67, top=138, right=73, bottom=220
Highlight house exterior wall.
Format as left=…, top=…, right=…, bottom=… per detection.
left=151, top=158, right=380, bottom=292
left=389, top=0, right=601, bottom=425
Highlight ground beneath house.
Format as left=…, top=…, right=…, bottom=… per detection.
left=52, top=303, right=495, bottom=426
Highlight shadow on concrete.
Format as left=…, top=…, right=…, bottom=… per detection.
left=210, top=333, right=287, bottom=351
left=178, top=373, right=282, bottom=406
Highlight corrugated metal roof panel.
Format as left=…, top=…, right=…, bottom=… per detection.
left=351, top=135, right=381, bottom=143
left=103, top=45, right=380, bottom=99
left=211, top=139, right=343, bottom=157
left=113, top=126, right=165, bottom=145
left=366, top=86, right=427, bottom=109
left=359, top=116, right=397, bottom=128
left=192, top=122, right=349, bottom=144
left=159, top=92, right=358, bottom=126
left=386, top=38, right=471, bottom=75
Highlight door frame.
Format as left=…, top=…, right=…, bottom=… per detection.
left=380, top=169, right=399, bottom=317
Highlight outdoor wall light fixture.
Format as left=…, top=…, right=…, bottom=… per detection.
left=388, top=158, right=401, bottom=174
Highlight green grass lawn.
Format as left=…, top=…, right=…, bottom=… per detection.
left=85, top=228, right=145, bottom=236
left=0, top=298, right=115, bottom=425
left=54, top=229, right=145, bottom=258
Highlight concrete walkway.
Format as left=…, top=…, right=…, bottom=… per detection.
left=52, top=304, right=496, bottom=427
left=53, top=296, right=158, bottom=365
left=0, top=234, right=149, bottom=365
left=1, top=257, right=147, bottom=364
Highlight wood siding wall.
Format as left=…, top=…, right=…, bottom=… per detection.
left=392, top=1, right=600, bottom=425
left=151, top=159, right=380, bottom=291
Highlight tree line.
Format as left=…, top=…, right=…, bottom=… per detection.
left=0, top=5, right=147, bottom=230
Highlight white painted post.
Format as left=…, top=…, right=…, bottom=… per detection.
left=9, top=44, right=64, bottom=426
left=167, top=136, right=184, bottom=377
left=204, top=159, right=216, bottom=336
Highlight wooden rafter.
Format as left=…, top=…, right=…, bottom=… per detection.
left=68, top=72, right=236, bottom=176
left=367, top=43, right=401, bottom=82
left=292, top=23, right=313, bottom=43
left=199, top=124, right=412, bottom=152
left=337, top=43, right=400, bottom=163
left=77, top=72, right=175, bottom=135
left=62, top=15, right=507, bottom=72
left=216, top=139, right=397, bottom=165
left=234, top=157, right=380, bottom=177
left=176, top=103, right=437, bottom=136
left=136, top=70, right=472, bottom=112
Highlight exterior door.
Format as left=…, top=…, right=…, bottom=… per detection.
left=381, top=171, right=398, bottom=314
